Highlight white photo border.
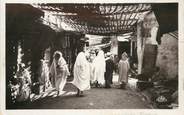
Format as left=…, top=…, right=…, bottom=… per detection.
left=1, top=0, right=184, bottom=115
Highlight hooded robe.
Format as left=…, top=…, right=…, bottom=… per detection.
left=72, top=52, right=90, bottom=91
left=93, top=50, right=106, bottom=85
left=50, top=51, right=70, bottom=91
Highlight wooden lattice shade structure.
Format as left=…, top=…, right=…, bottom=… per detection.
left=34, top=4, right=152, bottom=35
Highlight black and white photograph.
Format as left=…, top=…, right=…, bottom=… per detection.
left=0, top=0, right=184, bottom=114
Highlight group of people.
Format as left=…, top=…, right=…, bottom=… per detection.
left=49, top=45, right=130, bottom=97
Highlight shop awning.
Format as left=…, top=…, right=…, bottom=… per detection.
left=33, top=3, right=152, bottom=35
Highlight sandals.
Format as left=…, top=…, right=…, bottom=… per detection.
left=76, top=89, right=84, bottom=97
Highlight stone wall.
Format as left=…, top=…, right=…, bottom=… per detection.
left=156, top=32, right=178, bottom=79
left=136, top=11, right=159, bottom=74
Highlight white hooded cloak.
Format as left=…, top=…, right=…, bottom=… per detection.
left=72, top=52, right=90, bottom=91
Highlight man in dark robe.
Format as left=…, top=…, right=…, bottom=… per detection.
left=105, top=54, right=114, bottom=88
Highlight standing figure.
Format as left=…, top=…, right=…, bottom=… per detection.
left=72, top=50, right=90, bottom=97
left=93, top=50, right=106, bottom=87
left=89, top=50, right=96, bottom=86
left=118, top=52, right=130, bottom=89
left=105, top=54, right=114, bottom=88
left=114, top=55, right=119, bottom=74
left=50, top=51, right=70, bottom=95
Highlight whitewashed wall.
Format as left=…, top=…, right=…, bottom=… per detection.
left=110, top=36, right=118, bottom=55
left=156, top=32, right=178, bottom=79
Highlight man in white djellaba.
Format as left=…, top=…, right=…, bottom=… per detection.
left=93, top=49, right=106, bottom=87
left=72, top=44, right=90, bottom=97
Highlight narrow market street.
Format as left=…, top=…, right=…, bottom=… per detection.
left=14, top=75, right=151, bottom=109
left=5, top=3, right=178, bottom=111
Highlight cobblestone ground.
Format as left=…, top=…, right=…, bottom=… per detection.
left=13, top=75, right=152, bottom=109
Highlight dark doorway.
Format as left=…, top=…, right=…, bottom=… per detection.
left=118, top=41, right=130, bottom=58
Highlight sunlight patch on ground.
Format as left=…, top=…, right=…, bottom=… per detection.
left=30, top=74, right=138, bottom=102
left=30, top=89, right=78, bottom=101
left=89, top=102, right=94, bottom=106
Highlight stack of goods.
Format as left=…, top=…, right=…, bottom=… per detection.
left=9, top=64, right=32, bottom=105
left=146, top=78, right=178, bottom=109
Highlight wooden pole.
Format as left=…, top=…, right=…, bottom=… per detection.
left=130, top=40, right=133, bottom=57
left=137, top=21, right=145, bottom=74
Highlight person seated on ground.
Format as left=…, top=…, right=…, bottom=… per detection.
left=118, top=52, right=130, bottom=89
left=128, top=63, right=138, bottom=78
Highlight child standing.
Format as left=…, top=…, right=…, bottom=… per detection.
left=118, top=52, right=130, bottom=89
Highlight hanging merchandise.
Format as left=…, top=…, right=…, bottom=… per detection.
left=9, top=41, right=32, bottom=103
